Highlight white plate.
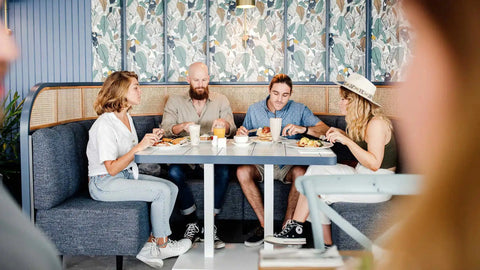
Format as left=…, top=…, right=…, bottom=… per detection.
left=251, top=136, right=287, bottom=144
left=285, top=140, right=333, bottom=150
left=232, top=141, right=253, bottom=147
left=151, top=141, right=189, bottom=150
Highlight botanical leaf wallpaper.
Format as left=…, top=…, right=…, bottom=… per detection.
left=329, top=0, right=366, bottom=82
left=126, top=0, right=165, bottom=82
left=209, top=0, right=284, bottom=82
left=166, top=0, right=207, bottom=82
left=287, top=0, right=327, bottom=82
left=91, top=0, right=122, bottom=81
left=91, top=0, right=411, bottom=83
left=371, top=0, right=412, bottom=82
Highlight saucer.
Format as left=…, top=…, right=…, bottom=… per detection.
left=232, top=141, right=252, bottom=147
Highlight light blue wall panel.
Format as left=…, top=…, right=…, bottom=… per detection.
left=4, top=0, right=92, bottom=99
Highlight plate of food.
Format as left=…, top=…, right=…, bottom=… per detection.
left=199, top=134, right=213, bottom=142
left=152, top=137, right=189, bottom=149
left=285, top=137, right=333, bottom=150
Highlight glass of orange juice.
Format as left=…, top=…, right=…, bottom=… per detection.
left=213, top=122, right=226, bottom=138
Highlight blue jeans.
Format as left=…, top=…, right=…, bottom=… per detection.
left=89, top=169, right=178, bottom=238
left=168, top=164, right=230, bottom=215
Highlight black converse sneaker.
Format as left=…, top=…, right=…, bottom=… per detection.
left=200, top=225, right=226, bottom=249
left=183, top=222, right=201, bottom=243
left=264, top=220, right=306, bottom=245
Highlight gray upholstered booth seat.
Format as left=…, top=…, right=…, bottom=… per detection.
left=331, top=200, right=396, bottom=250
left=36, top=193, right=150, bottom=256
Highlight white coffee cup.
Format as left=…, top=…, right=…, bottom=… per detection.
left=270, top=118, right=282, bottom=142
left=234, top=135, right=249, bottom=144
left=189, top=124, right=201, bottom=145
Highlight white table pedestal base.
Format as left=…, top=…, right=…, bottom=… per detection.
left=173, top=243, right=261, bottom=270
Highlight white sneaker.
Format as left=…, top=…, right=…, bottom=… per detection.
left=136, top=241, right=164, bottom=269
left=159, top=238, right=192, bottom=259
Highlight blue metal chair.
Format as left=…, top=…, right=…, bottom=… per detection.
left=295, top=174, right=421, bottom=251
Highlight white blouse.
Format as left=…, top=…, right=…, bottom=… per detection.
left=87, top=112, right=139, bottom=178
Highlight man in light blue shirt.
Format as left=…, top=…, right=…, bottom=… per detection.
left=236, top=74, right=329, bottom=246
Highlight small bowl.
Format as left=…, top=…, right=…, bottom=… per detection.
left=234, top=135, right=249, bottom=144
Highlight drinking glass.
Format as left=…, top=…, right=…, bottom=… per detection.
left=213, top=122, right=226, bottom=138
left=270, top=118, right=282, bottom=142
left=189, top=124, right=201, bottom=145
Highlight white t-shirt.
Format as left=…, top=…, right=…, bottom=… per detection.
left=87, top=112, right=139, bottom=178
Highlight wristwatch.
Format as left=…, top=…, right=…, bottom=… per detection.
left=302, top=126, right=309, bottom=135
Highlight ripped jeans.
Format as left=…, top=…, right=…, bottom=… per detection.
left=89, top=169, right=178, bottom=238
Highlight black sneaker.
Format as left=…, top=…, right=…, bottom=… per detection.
left=244, top=226, right=264, bottom=247
left=200, top=225, right=226, bottom=249
left=183, top=222, right=201, bottom=243
left=264, top=220, right=306, bottom=245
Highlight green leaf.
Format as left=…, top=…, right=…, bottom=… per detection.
left=372, top=47, right=382, bottom=68
left=210, top=24, right=216, bottom=33
left=337, top=16, right=345, bottom=36
left=136, top=51, right=148, bottom=72
left=254, top=46, right=266, bottom=66
left=98, top=16, right=108, bottom=36
left=196, top=0, right=204, bottom=10
left=293, top=51, right=306, bottom=69
left=98, top=44, right=109, bottom=65
left=156, top=3, right=163, bottom=15
left=127, top=0, right=133, bottom=7
left=174, top=46, right=187, bottom=67
left=275, top=0, right=282, bottom=9
left=215, top=26, right=226, bottom=44
left=296, top=24, right=306, bottom=43
left=257, top=20, right=266, bottom=39
left=178, top=20, right=187, bottom=39
left=315, top=0, right=324, bottom=13
left=242, top=53, right=250, bottom=71
left=332, top=44, right=345, bottom=64
left=214, top=52, right=226, bottom=71
left=137, top=25, right=147, bottom=44
left=288, top=23, right=296, bottom=35
left=128, top=23, right=137, bottom=35
left=372, top=18, right=382, bottom=39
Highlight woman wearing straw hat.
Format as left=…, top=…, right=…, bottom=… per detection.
left=265, top=73, right=397, bottom=246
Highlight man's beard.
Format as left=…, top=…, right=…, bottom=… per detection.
left=189, top=85, right=209, bottom=100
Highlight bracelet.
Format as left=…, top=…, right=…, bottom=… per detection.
left=302, top=126, right=309, bottom=135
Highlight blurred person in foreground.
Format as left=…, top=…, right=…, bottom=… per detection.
left=0, top=1, right=61, bottom=268
left=381, top=0, right=480, bottom=269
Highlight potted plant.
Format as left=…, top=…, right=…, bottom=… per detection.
left=0, top=89, right=24, bottom=205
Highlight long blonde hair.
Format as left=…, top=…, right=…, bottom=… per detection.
left=383, top=0, right=480, bottom=269
left=94, top=71, right=138, bottom=115
left=340, top=87, right=392, bottom=142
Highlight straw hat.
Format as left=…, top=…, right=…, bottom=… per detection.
left=335, top=73, right=381, bottom=107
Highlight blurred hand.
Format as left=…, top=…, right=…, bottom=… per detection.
left=326, top=127, right=348, bottom=145
left=211, top=118, right=229, bottom=132
left=137, top=133, right=160, bottom=151
left=237, top=126, right=248, bottom=136
left=182, top=122, right=195, bottom=132
left=153, top=128, right=164, bottom=139
left=282, top=124, right=305, bottom=136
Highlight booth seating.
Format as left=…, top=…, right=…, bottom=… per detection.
left=20, top=83, right=401, bottom=269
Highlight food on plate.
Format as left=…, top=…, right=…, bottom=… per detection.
left=256, top=127, right=272, bottom=141
left=153, top=137, right=188, bottom=146
left=200, top=134, right=213, bottom=141
left=296, top=137, right=324, bottom=148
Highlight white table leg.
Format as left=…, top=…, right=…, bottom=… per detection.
left=264, top=164, right=274, bottom=250
left=204, top=163, right=214, bottom=257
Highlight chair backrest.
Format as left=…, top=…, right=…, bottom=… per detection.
left=295, top=174, right=421, bottom=251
